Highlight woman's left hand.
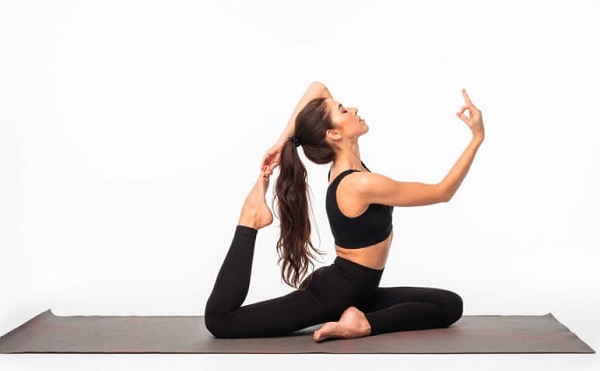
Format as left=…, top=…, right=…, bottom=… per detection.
left=261, top=140, right=284, bottom=176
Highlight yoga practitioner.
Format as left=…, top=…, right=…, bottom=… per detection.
left=204, top=81, right=484, bottom=342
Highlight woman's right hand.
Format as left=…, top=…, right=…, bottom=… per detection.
left=456, top=89, right=484, bottom=140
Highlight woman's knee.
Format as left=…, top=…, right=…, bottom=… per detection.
left=444, top=290, right=463, bottom=326
left=204, top=313, right=232, bottom=339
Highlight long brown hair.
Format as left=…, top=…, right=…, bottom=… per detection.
left=274, top=97, right=336, bottom=288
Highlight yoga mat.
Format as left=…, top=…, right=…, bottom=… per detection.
left=0, top=309, right=594, bottom=354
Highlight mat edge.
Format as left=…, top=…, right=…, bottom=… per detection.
left=546, top=312, right=596, bottom=354
left=0, top=309, right=54, bottom=349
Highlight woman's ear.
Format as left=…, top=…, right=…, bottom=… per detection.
left=326, top=128, right=341, bottom=143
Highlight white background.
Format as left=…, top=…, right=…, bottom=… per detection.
left=1, top=0, right=599, bottom=370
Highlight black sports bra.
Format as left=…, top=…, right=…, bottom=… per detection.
left=325, top=167, right=393, bottom=249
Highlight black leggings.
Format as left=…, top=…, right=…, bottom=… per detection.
left=204, top=226, right=463, bottom=338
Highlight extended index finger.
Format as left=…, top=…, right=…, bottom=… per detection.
left=462, top=88, right=474, bottom=106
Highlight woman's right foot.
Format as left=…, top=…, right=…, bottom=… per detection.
left=313, top=306, right=372, bottom=343
left=238, top=172, right=273, bottom=230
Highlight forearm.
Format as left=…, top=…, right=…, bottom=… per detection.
left=439, top=135, right=484, bottom=201
left=276, top=81, right=332, bottom=144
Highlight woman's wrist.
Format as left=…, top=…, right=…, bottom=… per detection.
left=472, top=132, right=485, bottom=144
left=276, top=135, right=289, bottom=146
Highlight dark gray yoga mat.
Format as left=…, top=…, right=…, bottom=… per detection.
left=0, top=309, right=594, bottom=354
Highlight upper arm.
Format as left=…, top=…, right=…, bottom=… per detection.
left=353, top=172, right=449, bottom=207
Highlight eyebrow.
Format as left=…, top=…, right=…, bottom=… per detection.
left=338, top=103, right=343, bottom=111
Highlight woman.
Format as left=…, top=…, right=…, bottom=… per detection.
left=205, top=81, right=484, bottom=342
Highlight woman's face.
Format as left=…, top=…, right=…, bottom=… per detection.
left=325, top=98, right=369, bottom=140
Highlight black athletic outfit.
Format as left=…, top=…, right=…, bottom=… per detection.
left=204, top=168, right=463, bottom=339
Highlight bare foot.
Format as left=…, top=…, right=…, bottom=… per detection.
left=238, top=172, right=273, bottom=230
left=313, top=306, right=371, bottom=343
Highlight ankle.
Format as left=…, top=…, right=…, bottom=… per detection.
left=237, top=218, right=261, bottom=230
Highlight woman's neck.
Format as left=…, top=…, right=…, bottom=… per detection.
left=332, top=145, right=366, bottom=173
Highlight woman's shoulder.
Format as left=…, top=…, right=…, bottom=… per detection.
left=338, top=170, right=391, bottom=193
left=342, top=171, right=403, bottom=200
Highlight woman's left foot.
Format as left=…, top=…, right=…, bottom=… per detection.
left=238, top=172, right=273, bottom=230
left=313, top=306, right=371, bottom=343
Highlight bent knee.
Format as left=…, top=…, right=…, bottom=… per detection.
left=204, top=313, right=233, bottom=339
left=444, top=290, right=463, bottom=327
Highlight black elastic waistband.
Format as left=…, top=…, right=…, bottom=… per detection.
left=333, top=256, right=384, bottom=283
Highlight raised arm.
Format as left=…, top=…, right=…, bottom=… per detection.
left=261, top=81, right=333, bottom=175
left=351, top=89, right=484, bottom=207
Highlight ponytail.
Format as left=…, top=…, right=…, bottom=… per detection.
left=274, top=140, right=320, bottom=288
left=274, top=97, right=335, bottom=288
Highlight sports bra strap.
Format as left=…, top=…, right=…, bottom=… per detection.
left=327, top=161, right=371, bottom=181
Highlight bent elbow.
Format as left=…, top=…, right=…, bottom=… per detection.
left=442, top=191, right=453, bottom=203
left=437, top=185, right=453, bottom=203
left=310, top=80, right=325, bottom=89
left=309, top=81, right=328, bottom=95
left=440, top=195, right=452, bottom=203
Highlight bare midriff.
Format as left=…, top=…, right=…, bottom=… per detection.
left=334, top=229, right=393, bottom=270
